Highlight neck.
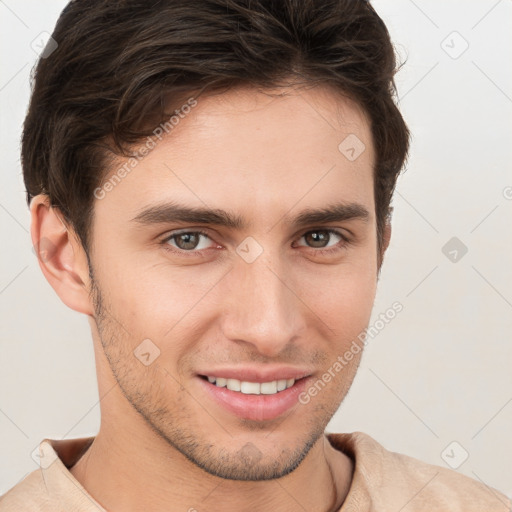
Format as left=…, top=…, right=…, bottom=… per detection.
left=70, top=418, right=353, bottom=512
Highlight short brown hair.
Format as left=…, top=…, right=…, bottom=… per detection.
left=22, top=0, right=409, bottom=259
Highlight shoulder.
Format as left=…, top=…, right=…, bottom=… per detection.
left=0, top=436, right=101, bottom=512
left=0, top=470, right=51, bottom=511
left=328, top=431, right=511, bottom=511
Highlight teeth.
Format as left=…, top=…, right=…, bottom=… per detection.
left=226, top=378, right=241, bottom=392
left=216, top=377, right=227, bottom=387
left=260, top=381, right=277, bottom=394
left=206, top=376, right=296, bottom=395
left=241, top=381, right=261, bottom=394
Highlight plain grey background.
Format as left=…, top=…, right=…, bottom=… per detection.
left=1, top=0, right=511, bottom=498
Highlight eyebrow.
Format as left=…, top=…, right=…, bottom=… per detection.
left=130, top=200, right=370, bottom=230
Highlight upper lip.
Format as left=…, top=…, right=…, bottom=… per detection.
left=198, top=366, right=312, bottom=383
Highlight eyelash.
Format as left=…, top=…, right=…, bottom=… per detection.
left=159, top=228, right=350, bottom=258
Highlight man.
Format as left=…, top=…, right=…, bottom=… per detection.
left=1, top=0, right=510, bottom=510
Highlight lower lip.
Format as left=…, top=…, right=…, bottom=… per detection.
left=198, top=376, right=311, bottom=421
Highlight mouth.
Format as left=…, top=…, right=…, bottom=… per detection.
left=197, top=374, right=311, bottom=422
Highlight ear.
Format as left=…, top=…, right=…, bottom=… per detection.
left=30, top=194, right=94, bottom=315
left=377, top=215, right=392, bottom=271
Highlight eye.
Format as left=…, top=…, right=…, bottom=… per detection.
left=161, top=230, right=216, bottom=253
left=295, top=229, right=348, bottom=253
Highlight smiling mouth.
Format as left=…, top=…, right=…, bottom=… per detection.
left=199, top=375, right=301, bottom=395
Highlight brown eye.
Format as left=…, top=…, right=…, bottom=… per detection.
left=162, top=230, right=213, bottom=253
left=300, top=229, right=343, bottom=249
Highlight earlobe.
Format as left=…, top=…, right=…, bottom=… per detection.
left=30, top=195, right=94, bottom=315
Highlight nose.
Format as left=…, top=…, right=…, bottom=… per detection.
left=220, top=251, right=306, bottom=358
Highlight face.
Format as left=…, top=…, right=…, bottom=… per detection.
left=88, top=85, right=380, bottom=481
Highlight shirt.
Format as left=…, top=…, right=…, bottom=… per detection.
left=0, top=431, right=510, bottom=511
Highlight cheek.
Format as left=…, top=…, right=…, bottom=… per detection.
left=98, top=254, right=223, bottom=352
left=98, top=241, right=185, bottom=308
left=324, top=288, right=375, bottom=347
left=295, top=255, right=378, bottom=337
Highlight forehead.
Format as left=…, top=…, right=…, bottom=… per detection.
left=96, top=85, right=375, bottom=227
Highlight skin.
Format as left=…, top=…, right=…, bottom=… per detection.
left=31, top=84, right=391, bottom=512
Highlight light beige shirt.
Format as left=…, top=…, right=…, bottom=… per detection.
left=1, top=431, right=510, bottom=511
